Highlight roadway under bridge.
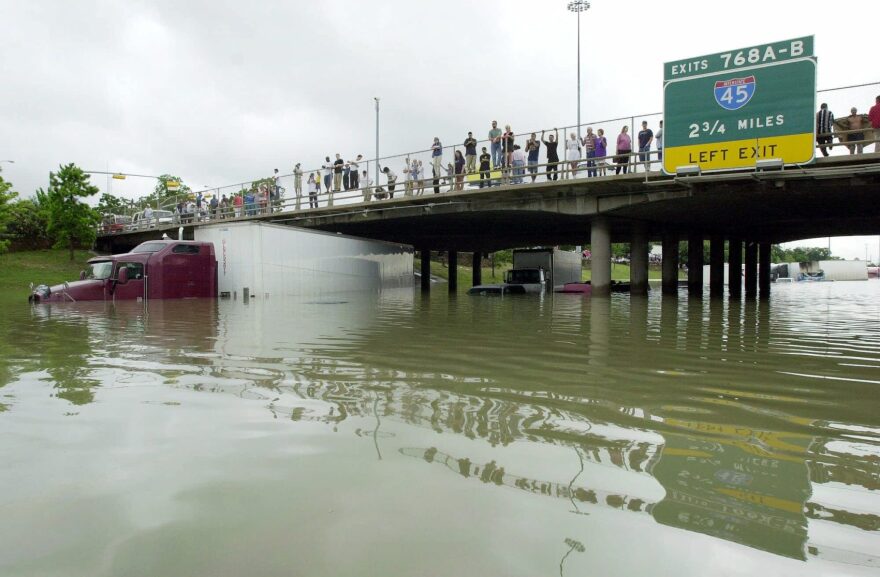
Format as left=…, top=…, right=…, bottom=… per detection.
left=97, top=154, right=880, bottom=297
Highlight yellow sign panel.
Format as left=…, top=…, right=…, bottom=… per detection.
left=663, top=133, right=813, bottom=173
left=112, top=174, right=126, bottom=180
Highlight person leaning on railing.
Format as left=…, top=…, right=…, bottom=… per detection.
left=615, top=125, right=632, bottom=175
left=816, top=103, right=835, bottom=157
left=869, top=95, right=880, bottom=153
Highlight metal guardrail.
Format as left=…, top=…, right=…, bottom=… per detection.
left=99, top=81, right=880, bottom=234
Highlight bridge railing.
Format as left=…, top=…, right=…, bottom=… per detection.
left=99, top=81, right=880, bottom=234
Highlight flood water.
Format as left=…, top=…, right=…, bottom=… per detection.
left=1, top=281, right=879, bottom=576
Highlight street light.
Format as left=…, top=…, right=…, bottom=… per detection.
left=567, top=0, right=590, bottom=140
left=374, top=97, right=380, bottom=188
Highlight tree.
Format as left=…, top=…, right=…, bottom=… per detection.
left=0, top=175, right=19, bottom=254
left=5, top=199, right=51, bottom=250
left=770, top=245, right=836, bottom=262
left=151, top=174, right=192, bottom=208
left=96, top=192, right=129, bottom=216
left=40, top=164, right=99, bottom=261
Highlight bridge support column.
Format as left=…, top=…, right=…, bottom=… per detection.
left=661, top=231, right=679, bottom=296
left=420, top=249, right=431, bottom=292
left=591, top=218, right=611, bottom=297
left=630, top=224, right=649, bottom=296
left=472, top=251, right=482, bottom=286
left=759, top=242, right=771, bottom=299
left=687, top=233, right=703, bottom=297
left=448, top=250, right=458, bottom=293
left=709, top=236, right=725, bottom=298
left=728, top=238, right=742, bottom=299
left=744, top=241, right=758, bottom=299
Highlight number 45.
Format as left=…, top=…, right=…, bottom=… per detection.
left=719, top=85, right=749, bottom=105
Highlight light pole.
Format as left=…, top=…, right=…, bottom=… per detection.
left=374, top=97, right=380, bottom=187
left=567, top=1, right=590, bottom=140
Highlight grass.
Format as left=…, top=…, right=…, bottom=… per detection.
left=0, top=249, right=94, bottom=304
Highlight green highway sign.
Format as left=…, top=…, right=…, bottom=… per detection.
left=663, top=37, right=816, bottom=174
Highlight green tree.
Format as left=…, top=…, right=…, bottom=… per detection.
left=4, top=199, right=51, bottom=250
left=96, top=192, right=129, bottom=216
left=39, top=164, right=99, bottom=261
left=151, top=174, right=192, bottom=208
left=0, top=175, right=19, bottom=254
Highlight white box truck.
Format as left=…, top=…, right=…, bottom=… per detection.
left=511, top=248, right=582, bottom=291
left=195, top=221, right=413, bottom=297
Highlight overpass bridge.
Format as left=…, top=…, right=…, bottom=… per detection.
left=98, top=154, right=880, bottom=297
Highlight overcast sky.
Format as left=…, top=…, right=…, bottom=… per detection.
left=2, top=0, right=879, bottom=260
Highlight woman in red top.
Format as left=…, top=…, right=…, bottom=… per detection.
left=615, top=126, right=632, bottom=175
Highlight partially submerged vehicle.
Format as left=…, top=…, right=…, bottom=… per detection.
left=466, top=284, right=527, bottom=296
left=29, top=240, right=217, bottom=303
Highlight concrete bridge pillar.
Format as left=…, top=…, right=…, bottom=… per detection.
left=709, top=236, right=725, bottom=298
left=420, top=249, right=431, bottom=292
left=759, top=242, right=771, bottom=299
left=687, top=233, right=703, bottom=297
left=661, top=231, right=679, bottom=296
left=728, top=238, right=742, bottom=299
left=448, top=250, right=458, bottom=293
left=472, top=251, right=482, bottom=286
left=744, top=241, right=758, bottom=299
left=591, top=218, right=612, bottom=297
left=630, top=224, right=649, bottom=296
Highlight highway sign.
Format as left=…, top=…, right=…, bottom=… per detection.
left=663, top=37, right=816, bottom=174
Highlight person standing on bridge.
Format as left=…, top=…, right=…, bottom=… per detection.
left=464, top=132, right=478, bottom=174
left=846, top=107, right=867, bottom=154
left=869, top=95, right=880, bottom=153
left=380, top=166, right=397, bottom=198
left=595, top=129, right=608, bottom=176
left=655, top=121, right=664, bottom=162
left=615, top=125, right=632, bottom=175
left=526, top=133, right=540, bottom=182
left=542, top=129, right=559, bottom=181
left=333, top=154, right=344, bottom=194
left=565, top=132, right=581, bottom=177
left=454, top=150, right=466, bottom=191
left=502, top=125, right=515, bottom=169
left=307, top=173, right=319, bottom=208
left=583, top=127, right=597, bottom=177
left=479, top=146, right=491, bottom=188
left=638, top=121, right=654, bottom=171
left=489, top=121, right=503, bottom=173
left=322, top=157, right=333, bottom=194
left=815, top=104, right=835, bottom=157
left=431, top=137, right=443, bottom=183
left=293, top=163, right=303, bottom=210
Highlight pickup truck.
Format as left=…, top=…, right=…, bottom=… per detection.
left=29, top=240, right=217, bottom=303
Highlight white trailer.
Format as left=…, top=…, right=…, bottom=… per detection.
left=774, top=260, right=868, bottom=282
left=195, top=221, right=413, bottom=297
left=512, top=248, right=582, bottom=290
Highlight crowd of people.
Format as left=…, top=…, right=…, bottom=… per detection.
left=815, top=95, right=880, bottom=156
left=154, top=95, right=880, bottom=224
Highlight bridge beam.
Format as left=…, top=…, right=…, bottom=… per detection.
left=472, top=252, right=482, bottom=286
left=728, top=238, right=742, bottom=299
left=590, top=218, right=611, bottom=297
left=661, top=231, right=679, bottom=296
left=448, top=250, right=458, bottom=293
left=709, top=236, right=725, bottom=298
left=687, top=233, right=704, bottom=297
left=420, top=249, right=431, bottom=292
left=744, top=241, right=758, bottom=299
left=630, top=224, right=649, bottom=296
left=759, top=242, right=771, bottom=299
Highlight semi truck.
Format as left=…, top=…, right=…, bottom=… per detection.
left=29, top=240, right=217, bottom=303
left=30, top=222, right=414, bottom=303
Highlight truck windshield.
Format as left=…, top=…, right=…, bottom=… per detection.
left=86, top=261, right=113, bottom=280
left=507, top=269, right=542, bottom=284
left=131, top=242, right=166, bottom=253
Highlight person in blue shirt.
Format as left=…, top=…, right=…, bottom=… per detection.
left=431, top=137, right=443, bottom=184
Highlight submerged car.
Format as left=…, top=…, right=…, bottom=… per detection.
left=467, top=284, right=527, bottom=296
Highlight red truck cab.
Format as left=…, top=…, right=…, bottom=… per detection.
left=29, top=240, right=217, bottom=303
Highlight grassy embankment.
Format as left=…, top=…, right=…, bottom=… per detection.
left=0, top=249, right=93, bottom=304
left=415, top=258, right=683, bottom=288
